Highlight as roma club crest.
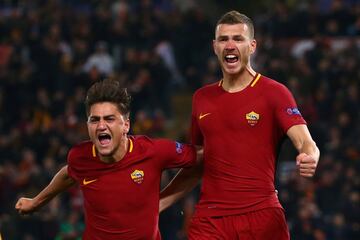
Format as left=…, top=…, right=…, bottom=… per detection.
left=246, top=111, right=260, bottom=126
left=131, top=170, right=144, bottom=184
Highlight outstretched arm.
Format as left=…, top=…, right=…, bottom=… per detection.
left=159, top=147, right=203, bottom=212
left=287, top=124, right=320, bottom=177
left=15, top=165, right=76, bottom=214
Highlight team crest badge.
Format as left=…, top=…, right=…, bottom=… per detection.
left=131, top=170, right=144, bottom=184
left=246, top=111, right=260, bottom=126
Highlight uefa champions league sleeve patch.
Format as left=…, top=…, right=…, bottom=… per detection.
left=286, top=107, right=301, bottom=116
left=175, top=142, right=183, bottom=154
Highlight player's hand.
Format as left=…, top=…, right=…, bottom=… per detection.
left=15, top=197, right=38, bottom=215
left=296, top=153, right=318, bottom=177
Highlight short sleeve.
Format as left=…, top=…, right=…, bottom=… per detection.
left=273, top=84, right=307, bottom=133
left=153, top=139, right=197, bottom=170
left=66, top=147, right=78, bottom=181
left=191, top=92, right=204, bottom=145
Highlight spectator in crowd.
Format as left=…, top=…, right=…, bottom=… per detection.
left=83, top=41, right=114, bottom=77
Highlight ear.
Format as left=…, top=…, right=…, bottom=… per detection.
left=124, top=118, right=130, bottom=134
left=249, top=39, right=257, bottom=54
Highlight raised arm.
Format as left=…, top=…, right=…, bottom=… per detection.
left=287, top=124, right=320, bottom=177
left=159, top=147, right=203, bottom=212
left=15, top=165, right=76, bottom=214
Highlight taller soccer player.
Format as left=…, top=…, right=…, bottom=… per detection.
left=160, top=10, right=320, bottom=239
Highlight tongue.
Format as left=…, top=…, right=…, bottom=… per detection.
left=100, top=138, right=111, bottom=145
left=226, top=58, right=238, bottom=63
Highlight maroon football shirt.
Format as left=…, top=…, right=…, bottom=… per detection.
left=67, top=135, right=196, bottom=239
left=191, top=73, right=306, bottom=217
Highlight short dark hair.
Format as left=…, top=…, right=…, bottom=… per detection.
left=85, top=79, right=131, bottom=117
left=216, top=11, right=254, bottom=39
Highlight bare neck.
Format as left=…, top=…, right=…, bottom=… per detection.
left=100, top=137, right=129, bottom=164
left=222, top=67, right=257, bottom=93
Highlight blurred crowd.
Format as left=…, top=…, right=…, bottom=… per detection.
left=0, top=0, right=359, bottom=239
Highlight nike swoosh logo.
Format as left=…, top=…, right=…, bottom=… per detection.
left=199, top=113, right=211, bottom=120
left=83, top=178, right=97, bottom=185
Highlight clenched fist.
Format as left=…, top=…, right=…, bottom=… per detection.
left=296, top=153, right=318, bottom=177
left=15, top=197, right=38, bottom=215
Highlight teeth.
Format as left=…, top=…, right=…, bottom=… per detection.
left=98, top=133, right=111, bottom=141
left=225, top=55, right=237, bottom=58
left=98, top=133, right=111, bottom=145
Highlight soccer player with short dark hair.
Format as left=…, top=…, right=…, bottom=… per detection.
left=15, top=79, right=200, bottom=239
left=160, top=10, right=320, bottom=239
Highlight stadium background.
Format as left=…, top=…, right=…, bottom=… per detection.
left=0, top=0, right=359, bottom=239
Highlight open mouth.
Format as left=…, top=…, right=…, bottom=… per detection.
left=224, top=54, right=239, bottom=63
left=98, top=133, right=111, bottom=145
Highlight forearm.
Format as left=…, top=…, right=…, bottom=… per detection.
left=33, top=166, right=76, bottom=209
left=288, top=125, right=320, bottom=177
left=288, top=125, right=319, bottom=161
left=160, top=165, right=202, bottom=212
left=298, top=139, right=320, bottom=161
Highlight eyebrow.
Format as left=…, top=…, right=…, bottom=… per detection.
left=217, top=34, right=244, bottom=39
left=88, top=115, right=116, bottom=120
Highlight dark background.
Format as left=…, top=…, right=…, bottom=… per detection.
left=0, top=0, right=359, bottom=239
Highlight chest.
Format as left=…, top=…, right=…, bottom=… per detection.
left=196, top=92, right=274, bottom=135
left=78, top=158, right=161, bottom=212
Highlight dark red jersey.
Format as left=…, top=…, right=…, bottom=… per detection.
left=191, top=73, right=306, bottom=217
left=67, top=135, right=196, bottom=240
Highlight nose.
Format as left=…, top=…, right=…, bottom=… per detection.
left=224, top=40, right=236, bottom=50
left=97, top=119, right=107, bottom=130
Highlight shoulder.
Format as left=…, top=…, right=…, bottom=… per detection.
left=68, top=140, right=93, bottom=161
left=130, top=135, right=182, bottom=160
left=129, top=135, right=158, bottom=155
left=131, top=135, right=153, bottom=147
left=193, top=81, right=221, bottom=100
left=132, top=135, right=174, bottom=148
left=258, top=74, right=292, bottom=97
